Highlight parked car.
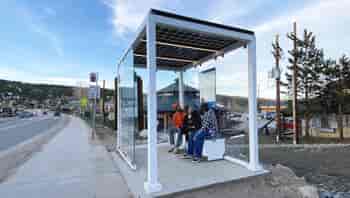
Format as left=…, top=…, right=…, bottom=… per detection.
left=283, top=117, right=294, bottom=130
left=54, top=111, right=61, bottom=117
left=18, top=111, right=34, bottom=119
left=0, top=107, right=15, bottom=117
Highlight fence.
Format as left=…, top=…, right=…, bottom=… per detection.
left=302, top=114, right=350, bottom=138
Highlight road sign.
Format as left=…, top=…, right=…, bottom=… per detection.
left=88, top=85, right=100, bottom=99
left=89, top=72, right=98, bottom=83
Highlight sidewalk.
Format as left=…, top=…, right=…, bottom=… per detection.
left=0, top=116, right=131, bottom=198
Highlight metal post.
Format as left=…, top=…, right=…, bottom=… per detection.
left=292, top=22, right=299, bottom=144
left=178, top=71, right=184, bottom=108
left=116, top=76, right=121, bottom=148
left=247, top=38, right=262, bottom=171
left=274, top=35, right=282, bottom=143
left=144, top=14, right=162, bottom=194
left=102, top=80, right=106, bottom=124
left=92, top=75, right=98, bottom=138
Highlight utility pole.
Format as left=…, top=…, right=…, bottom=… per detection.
left=273, top=34, right=282, bottom=142
left=292, top=22, right=299, bottom=144
left=89, top=72, right=98, bottom=139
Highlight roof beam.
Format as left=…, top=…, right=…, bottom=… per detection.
left=140, top=39, right=218, bottom=53
left=183, top=40, right=246, bottom=70
left=134, top=53, right=194, bottom=63
left=134, top=64, right=184, bottom=71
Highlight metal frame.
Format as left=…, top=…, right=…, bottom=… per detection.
left=116, top=9, right=262, bottom=194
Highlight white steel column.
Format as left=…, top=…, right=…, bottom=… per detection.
left=144, top=15, right=162, bottom=194
left=178, top=71, right=184, bottom=108
left=247, top=38, right=262, bottom=171
left=116, top=76, right=121, bottom=148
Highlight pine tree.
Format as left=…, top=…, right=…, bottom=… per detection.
left=319, top=59, right=337, bottom=117
left=320, top=55, right=350, bottom=140
left=334, top=55, right=350, bottom=139
left=298, top=30, right=324, bottom=137
left=284, top=29, right=324, bottom=138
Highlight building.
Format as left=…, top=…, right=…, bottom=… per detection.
left=156, top=79, right=200, bottom=130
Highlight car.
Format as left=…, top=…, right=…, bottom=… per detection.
left=54, top=111, right=61, bottom=116
left=18, top=111, right=34, bottom=119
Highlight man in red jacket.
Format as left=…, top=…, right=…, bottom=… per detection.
left=168, top=104, right=185, bottom=153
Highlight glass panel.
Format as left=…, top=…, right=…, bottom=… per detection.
left=118, top=49, right=137, bottom=165
left=211, top=49, right=250, bottom=164
left=199, top=68, right=216, bottom=103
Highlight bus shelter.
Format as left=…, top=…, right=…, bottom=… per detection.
left=116, top=9, right=265, bottom=196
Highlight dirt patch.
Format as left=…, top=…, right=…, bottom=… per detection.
left=260, top=146, right=350, bottom=194
left=162, top=164, right=318, bottom=198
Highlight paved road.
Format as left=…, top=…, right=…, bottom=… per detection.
left=0, top=116, right=63, bottom=152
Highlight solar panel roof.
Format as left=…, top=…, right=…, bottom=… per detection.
left=123, top=9, right=254, bottom=70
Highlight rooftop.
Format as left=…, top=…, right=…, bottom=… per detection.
left=118, top=9, right=255, bottom=71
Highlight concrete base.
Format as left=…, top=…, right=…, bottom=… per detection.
left=144, top=182, right=162, bottom=194
left=112, top=144, right=267, bottom=198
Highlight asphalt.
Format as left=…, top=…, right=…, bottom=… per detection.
left=0, top=116, right=62, bottom=151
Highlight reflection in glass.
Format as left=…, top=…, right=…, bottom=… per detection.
left=118, top=49, right=137, bottom=166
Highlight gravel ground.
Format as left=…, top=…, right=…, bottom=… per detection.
left=259, top=145, right=350, bottom=194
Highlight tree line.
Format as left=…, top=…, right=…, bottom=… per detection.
left=277, top=28, right=350, bottom=140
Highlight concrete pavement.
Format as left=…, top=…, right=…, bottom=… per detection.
left=0, top=116, right=131, bottom=198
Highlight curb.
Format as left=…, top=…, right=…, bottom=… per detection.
left=0, top=116, right=70, bottom=182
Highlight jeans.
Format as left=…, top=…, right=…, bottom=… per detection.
left=169, top=127, right=182, bottom=147
left=187, top=129, right=211, bottom=158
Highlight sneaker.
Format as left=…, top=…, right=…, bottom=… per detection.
left=192, top=157, right=200, bottom=163
left=181, top=153, right=191, bottom=159
left=168, top=147, right=175, bottom=153
left=173, top=148, right=182, bottom=154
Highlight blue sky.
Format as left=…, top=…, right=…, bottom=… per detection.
left=1, top=0, right=350, bottom=98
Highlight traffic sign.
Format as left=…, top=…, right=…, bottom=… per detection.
left=88, top=85, right=100, bottom=99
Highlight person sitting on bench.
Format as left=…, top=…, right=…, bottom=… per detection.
left=168, top=104, right=185, bottom=153
left=175, top=105, right=201, bottom=154
left=186, top=102, right=218, bottom=162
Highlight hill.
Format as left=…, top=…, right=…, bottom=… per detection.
left=0, top=79, right=116, bottom=102
left=0, top=79, right=74, bottom=102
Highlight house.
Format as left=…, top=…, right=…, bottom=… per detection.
left=157, top=79, right=199, bottom=129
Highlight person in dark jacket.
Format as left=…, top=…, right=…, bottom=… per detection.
left=186, top=102, right=218, bottom=162
left=173, top=105, right=201, bottom=154
left=182, top=105, right=201, bottom=138
left=176, top=105, right=200, bottom=153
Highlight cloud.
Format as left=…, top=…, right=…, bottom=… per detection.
left=202, top=0, right=350, bottom=98
left=102, top=0, right=165, bottom=35
left=207, top=0, right=262, bottom=24
left=254, top=0, right=350, bottom=59
left=250, top=0, right=350, bottom=99
left=18, top=6, right=64, bottom=57
left=102, top=0, right=350, bottom=98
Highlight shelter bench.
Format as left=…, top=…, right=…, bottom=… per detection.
left=202, top=137, right=225, bottom=161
